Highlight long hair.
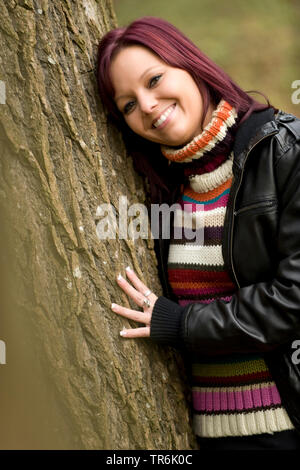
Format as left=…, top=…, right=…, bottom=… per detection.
left=96, top=16, right=273, bottom=202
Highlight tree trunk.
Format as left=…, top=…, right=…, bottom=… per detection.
left=0, top=0, right=198, bottom=450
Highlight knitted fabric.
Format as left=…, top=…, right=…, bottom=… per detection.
left=165, top=101, right=294, bottom=438
left=161, top=100, right=238, bottom=163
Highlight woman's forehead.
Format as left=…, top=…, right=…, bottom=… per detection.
left=110, top=46, right=167, bottom=96
left=112, top=45, right=166, bottom=70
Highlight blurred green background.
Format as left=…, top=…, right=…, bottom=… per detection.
left=113, top=0, right=300, bottom=116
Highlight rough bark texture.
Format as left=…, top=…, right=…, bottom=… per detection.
left=0, top=0, right=198, bottom=450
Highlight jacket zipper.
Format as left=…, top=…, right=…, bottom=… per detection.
left=229, top=131, right=278, bottom=288
left=234, top=199, right=277, bottom=216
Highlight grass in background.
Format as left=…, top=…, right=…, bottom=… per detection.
left=113, top=0, right=300, bottom=116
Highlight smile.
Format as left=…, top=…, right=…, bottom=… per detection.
left=152, top=104, right=176, bottom=129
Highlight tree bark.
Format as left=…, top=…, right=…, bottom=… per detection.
left=0, top=0, right=198, bottom=450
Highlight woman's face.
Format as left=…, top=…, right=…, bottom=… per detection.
left=110, top=45, right=213, bottom=147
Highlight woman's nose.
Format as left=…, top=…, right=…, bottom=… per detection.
left=139, top=93, right=158, bottom=114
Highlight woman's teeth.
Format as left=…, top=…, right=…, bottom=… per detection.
left=153, top=104, right=175, bottom=128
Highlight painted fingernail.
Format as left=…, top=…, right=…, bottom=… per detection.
left=125, top=266, right=132, bottom=272
left=111, top=303, right=116, bottom=310
left=117, top=274, right=123, bottom=280
left=120, top=330, right=126, bottom=337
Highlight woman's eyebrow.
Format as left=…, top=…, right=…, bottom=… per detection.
left=115, top=66, right=160, bottom=102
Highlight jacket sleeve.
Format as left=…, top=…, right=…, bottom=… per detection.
left=150, top=138, right=300, bottom=355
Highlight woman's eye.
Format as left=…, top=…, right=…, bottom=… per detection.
left=149, top=74, right=162, bottom=88
left=123, top=101, right=135, bottom=115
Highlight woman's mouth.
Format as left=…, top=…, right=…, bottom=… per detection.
left=152, top=104, right=176, bottom=129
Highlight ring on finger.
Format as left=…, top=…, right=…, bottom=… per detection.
left=143, top=298, right=151, bottom=309
left=143, top=289, right=152, bottom=297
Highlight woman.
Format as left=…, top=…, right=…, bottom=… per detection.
left=97, top=16, right=300, bottom=450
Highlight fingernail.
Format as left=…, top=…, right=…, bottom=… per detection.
left=120, top=330, right=126, bottom=337
left=117, top=273, right=123, bottom=280
left=125, top=266, right=131, bottom=271
left=111, top=303, right=116, bottom=310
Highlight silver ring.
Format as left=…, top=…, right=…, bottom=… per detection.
left=143, top=298, right=151, bottom=308
left=143, top=290, right=152, bottom=297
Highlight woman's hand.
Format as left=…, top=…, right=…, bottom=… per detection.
left=111, top=266, right=158, bottom=338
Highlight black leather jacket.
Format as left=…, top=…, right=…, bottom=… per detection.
left=150, top=107, right=300, bottom=432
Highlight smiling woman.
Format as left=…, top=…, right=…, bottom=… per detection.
left=110, top=45, right=211, bottom=146
left=97, top=16, right=300, bottom=450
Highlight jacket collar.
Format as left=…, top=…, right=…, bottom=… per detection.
left=233, top=107, right=278, bottom=169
